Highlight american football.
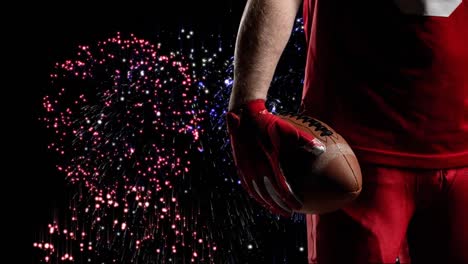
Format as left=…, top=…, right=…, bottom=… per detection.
left=276, top=113, right=362, bottom=214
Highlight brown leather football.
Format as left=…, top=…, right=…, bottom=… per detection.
left=276, top=113, right=362, bottom=214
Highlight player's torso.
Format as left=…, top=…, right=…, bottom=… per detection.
left=301, top=0, right=468, bottom=167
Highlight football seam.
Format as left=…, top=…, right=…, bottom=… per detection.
left=282, top=116, right=361, bottom=193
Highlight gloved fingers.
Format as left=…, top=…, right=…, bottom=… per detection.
left=257, top=138, right=303, bottom=211
left=271, top=117, right=326, bottom=156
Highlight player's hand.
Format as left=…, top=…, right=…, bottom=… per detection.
left=226, top=99, right=326, bottom=216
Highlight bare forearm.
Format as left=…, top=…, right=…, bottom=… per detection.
left=229, top=0, right=302, bottom=111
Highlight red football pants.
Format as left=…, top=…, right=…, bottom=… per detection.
left=307, top=165, right=468, bottom=264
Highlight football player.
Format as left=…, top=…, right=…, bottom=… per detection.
left=227, top=0, right=468, bottom=263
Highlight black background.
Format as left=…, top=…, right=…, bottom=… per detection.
left=25, top=1, right=244, bottom=261
left=19, top=1, right=309, bottom=263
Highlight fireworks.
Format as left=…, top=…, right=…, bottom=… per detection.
left=34, top=18, right=308, bottom=263
left=38, top=33, right=214, bottom=263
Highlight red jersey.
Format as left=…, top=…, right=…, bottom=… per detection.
left=301, top=0, right=468, bottom=168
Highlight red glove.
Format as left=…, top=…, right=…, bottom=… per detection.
left=226, top=99, right=325, bottom=216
